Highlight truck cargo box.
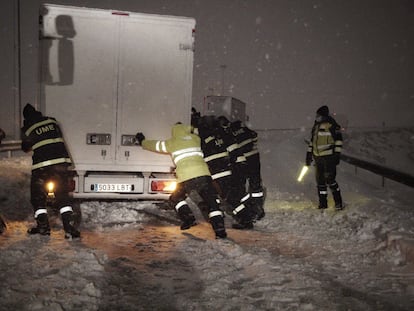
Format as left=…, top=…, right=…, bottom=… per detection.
left=39, top=4, right=195, bottom=199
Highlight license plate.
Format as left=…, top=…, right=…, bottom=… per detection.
left=93, top=183, right=132, bottom=192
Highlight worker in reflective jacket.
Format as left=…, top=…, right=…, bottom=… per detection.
left=136, top=123, right=227, bottom=239
left=306, top=105, right=344, bottom=210
left=21, top=103, right=80, bottom=239
left=196, top=116, right=256, bottom=230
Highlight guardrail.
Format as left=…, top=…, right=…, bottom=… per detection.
left=341, top=153, right=414, bottom=188
left=0, top=140, right=22, bottom=158
left=303, top=138, right=413, bottom=188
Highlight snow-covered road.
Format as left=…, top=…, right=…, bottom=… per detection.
left=1, top=129, right=413, bottom=310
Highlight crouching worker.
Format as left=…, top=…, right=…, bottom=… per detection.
left=136, top=123, right=227, bottom=239
left=21, top=104, right=80, bottom=239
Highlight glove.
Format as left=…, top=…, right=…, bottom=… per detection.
left=334, top=153, right=340, bottom=165
left=305, top=152, right=312, bottom=166
left=135, top=132, right=145, bottom=145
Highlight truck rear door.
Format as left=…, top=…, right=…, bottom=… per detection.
left=116, top=13, right=195, bottom=171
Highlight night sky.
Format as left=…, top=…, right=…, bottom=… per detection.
left=1, top=0, right=413, bottom=137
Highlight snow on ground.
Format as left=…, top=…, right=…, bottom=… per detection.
left=1, top=129, right=414, bottom=311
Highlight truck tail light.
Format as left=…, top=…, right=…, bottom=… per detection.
left=150, top=180, right=177, bottom=193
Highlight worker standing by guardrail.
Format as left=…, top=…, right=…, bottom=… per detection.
left=305, top=105, right=344, bottom=210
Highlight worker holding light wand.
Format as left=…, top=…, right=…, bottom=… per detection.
left=303, top=105, right=344, bottom=210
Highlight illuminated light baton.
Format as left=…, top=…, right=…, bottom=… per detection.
left=297, top=165, right=309, bottom=182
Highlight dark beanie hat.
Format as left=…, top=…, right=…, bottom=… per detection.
left=217, top=115, right=230, bottom=128
left=23, top=103, right=41, bottom=120
left=316, top=105, right=329, bottom=117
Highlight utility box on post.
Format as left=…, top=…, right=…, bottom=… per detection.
left=202, top=96, right=247, bottom=123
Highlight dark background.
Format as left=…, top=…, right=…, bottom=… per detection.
left=1, top=0, right=413, bottom=139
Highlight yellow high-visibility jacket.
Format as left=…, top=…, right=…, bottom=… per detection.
left=142, top=124, right=211, bottom=183
left=307, top=116, right=343, bottom=157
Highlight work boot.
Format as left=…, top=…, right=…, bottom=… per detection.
left=331, top=188, right=343, bottom=211
left=28, top=214, right=50, bottom=236
left=64, top=229, right=81, bottom=239
left=210, top=215, right=227, bottom=239
left=335, top=202, right=344, bottom=211
left=232, top=221, right=254, bottom=230
left=250, top=188, right=265, bottom=219
left=180, top=215, right=197, bottom=230
left=176, top=201, right=197, bottom=229
left=317, top=185, right=328, bottom=209
left=254, top=205, right=265, bottom=220
left=61, top=211, right=81, bottom=239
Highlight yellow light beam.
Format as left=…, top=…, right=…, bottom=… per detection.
left=297, top=165, right=309, bottom=182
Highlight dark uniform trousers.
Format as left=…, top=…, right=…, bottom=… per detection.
left=245, top=153, right=265, bottom=217
left=314, top=155, right=342, bottom=208
left=31, top=164, right=72, bottom=210
left=31, top=164, right=74, bottom=232
left=169, top=176, right=225, bottom=233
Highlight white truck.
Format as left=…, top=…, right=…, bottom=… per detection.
left=202, top=95, right=247, bottom=123
left=39, top=4, right=195, bottom=199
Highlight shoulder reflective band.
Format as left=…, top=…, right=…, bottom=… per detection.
left=297, top=165, right=309, bottom=182
left=25, top=119, right=57, bottom=136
